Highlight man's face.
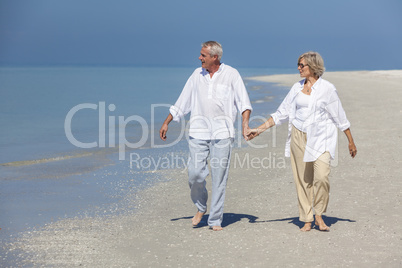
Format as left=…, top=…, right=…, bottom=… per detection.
left=199, top=46, right=216, bottom=70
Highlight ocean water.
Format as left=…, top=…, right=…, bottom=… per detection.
left=0, top=66, right=294, bottom=239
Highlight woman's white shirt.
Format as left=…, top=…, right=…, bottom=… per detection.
left=271, top=77, right=350, bottom=162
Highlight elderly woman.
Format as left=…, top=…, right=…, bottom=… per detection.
left=247, top=52, right=357, bottom=232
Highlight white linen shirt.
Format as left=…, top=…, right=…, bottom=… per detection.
left=271, top=77, right=350, bottom=162
left=169, top=63, right=252, bottom=140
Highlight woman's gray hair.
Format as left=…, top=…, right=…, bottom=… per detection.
left=202, top=41, right=223, bottom=61
left=298, top=51, right=325, bottom=77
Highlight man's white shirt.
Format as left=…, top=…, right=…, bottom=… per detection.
left=170, top=63, right=252, bottom=140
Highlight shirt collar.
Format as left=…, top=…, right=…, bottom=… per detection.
left=298, top=77, right=323, bottom=90
left=217, top=63, right=225, bottom=73
left=312, top=77, right=322, bottom=90
left=202, top=63, right=225, bottom=76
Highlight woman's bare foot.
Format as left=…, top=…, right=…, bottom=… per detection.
left=300, top=222, right=312, bottom=232
left=192, top=211, right=206, bottom=226
left=212, top=226, right=223, bottom=231
left=315, top=215, right=330, bottom=231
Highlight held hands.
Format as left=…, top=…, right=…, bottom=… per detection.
left=246, top=117, right=274, bottom=141
left=243, top=126, right=251, bottom=141
left=243, top=125, right=260, bottom=141
left=244, top=128, right=260, bottom=141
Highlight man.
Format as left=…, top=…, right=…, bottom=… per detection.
left=159, top=41, right=252, bottom=231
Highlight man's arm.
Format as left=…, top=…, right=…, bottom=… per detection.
left=242, top=109, right=251, bottom=140
left=159, top=114, right=173, bottom=141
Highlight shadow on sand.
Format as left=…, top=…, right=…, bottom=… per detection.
left=254, top=215, right=356, bottom=229
left=171, top=214, right=355, bottom=229
left=171, top=213, right=258, bottom=228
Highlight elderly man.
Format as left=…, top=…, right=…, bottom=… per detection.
left=160, top=41, right=252, bottom=231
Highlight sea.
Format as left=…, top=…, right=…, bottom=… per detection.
left=0, top=66, right=294, bottom=242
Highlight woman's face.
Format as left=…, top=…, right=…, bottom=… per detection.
left=298, top=58, right=312, bottom=78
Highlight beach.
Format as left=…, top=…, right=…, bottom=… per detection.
left=4, top=70, right=402, bottom=267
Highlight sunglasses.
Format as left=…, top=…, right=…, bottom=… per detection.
left=298, top=63, right=308, bottom=69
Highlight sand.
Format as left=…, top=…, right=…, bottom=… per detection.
left=3, top=70, right=402, bottom=267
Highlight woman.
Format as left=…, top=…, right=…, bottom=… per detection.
left=247, top=52, right=357, bottom=232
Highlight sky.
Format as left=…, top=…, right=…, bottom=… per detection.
left=0, top=0, right=401, bottom=70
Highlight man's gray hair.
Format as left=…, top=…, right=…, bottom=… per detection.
left=202, top=41, right=223, bottom=61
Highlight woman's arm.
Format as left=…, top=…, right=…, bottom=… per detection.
left=344, top=128, right=357, bottom=158
left=246, top=117, right=276, bottom=140
left=246, top=82, right=298, bottom=140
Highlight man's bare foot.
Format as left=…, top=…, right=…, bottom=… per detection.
left=212, top=226, right=223, bottom=231
left=300, top=222, right=312, bottom=232
left=315, top=215, right=330, bottom=231
left=192, top=211, right=205, bottom=226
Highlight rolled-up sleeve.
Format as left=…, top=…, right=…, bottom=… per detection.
left=271, top=87, right=295, bottom=126
left=233, top=76, right=253, bottom=113
left=169, top=75, right=194, bottom=122
left=169, top=105, right=183, bottom=122
left=326, top=90, right=350, bottom=131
